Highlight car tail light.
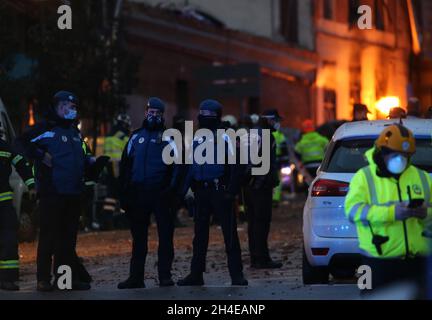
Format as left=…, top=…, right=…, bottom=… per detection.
left=311, top=248, right=330, bottom=256
left=311, top=179, right=349, bottom=197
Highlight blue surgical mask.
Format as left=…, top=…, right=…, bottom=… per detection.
left=386, top=154, right=408, bottom=175
left=64, top=108, right=78, bottom=120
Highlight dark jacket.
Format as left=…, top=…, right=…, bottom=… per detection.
left=14, top=114, right=92, bottom=196
left=0, top=139, right=35, bottom=202
left=119, top=124, right=180, bottom=197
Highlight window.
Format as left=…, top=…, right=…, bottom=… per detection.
left=323, top=0, right=334, bottom=20
left=280, top=0, right=298, bottom=43
left=322, top=138, right=432, bottom=173
left=175, top=80, right=189, bottom=115
left=375, top=0, right=385, bottom=30
left=324, top=89, right=337, bottom=122
left=348, top=0, right=360, bottom=26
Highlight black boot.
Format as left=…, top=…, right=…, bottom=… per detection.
left=37, top=281, right=53, bottom=292
left=177, top=273, right=204, bottom=286
left=71, top=281, right=91, bottom=291
left=231, top=274, right=248, bottom=286
left=159, top=278, right=175, bottom=287
left=0, top=281, right=19, bottom=291
left=117, top=277, right=145, bottom=290
left=252, top=260, right=283, bottom=269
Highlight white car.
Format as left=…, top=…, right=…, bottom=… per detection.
left=302, top=119, right=432, bottom=284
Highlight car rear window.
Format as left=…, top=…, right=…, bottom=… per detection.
left=324, top=138, right=432, bottom=173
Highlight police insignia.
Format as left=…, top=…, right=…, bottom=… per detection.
left=139, top=137, right=145, bottom=144
left=62, top=136, right=68, bottom=142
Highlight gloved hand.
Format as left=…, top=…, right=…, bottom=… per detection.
left=395, top=203, right=427, bottom=220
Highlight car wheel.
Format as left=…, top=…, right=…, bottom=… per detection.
left=302, top=248, right=329, bottom=285
left=331, top=268, right=356, bottom=280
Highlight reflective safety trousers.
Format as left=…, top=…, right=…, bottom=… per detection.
left=345, top=148, right=432, bottom=258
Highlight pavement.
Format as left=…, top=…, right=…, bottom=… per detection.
left=1, top=194, right=362, bottom=300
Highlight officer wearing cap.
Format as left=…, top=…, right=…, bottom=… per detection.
left=15, top=90, right=99, bottom=291
left=178, top=99, right=248, bottom=287
left=353, top=103, right=371, bottom=122
left=345, top=124, right=431, bottom=292
left=118, top=97, right=180, bottom=289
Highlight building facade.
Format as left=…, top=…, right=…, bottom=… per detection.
left=124, top=0, right=417, bottom=128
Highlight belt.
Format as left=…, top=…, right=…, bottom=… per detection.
left=194, top=179, right=227, bottom=191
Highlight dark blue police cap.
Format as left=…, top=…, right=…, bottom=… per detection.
left=147, top=97, right=165, bottom=112
left=53, top=91, right=79, bottom=106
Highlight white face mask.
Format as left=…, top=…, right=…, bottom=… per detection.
left=273, top=122, right=281, bottom=131
left=385, top=154, right=408, bottom=175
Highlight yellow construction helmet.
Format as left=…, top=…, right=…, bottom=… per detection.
left=375, top=124, right=416, bottom=154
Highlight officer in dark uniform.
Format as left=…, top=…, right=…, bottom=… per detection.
left=0, top=132, right=35, bottom=291
left=244, top=112, right=282, bottom=269
left=118, top=97, right=179, bottom=289
left=178, top=99, right=247, bottom=287
left=15, top=91, right=96, bottom=291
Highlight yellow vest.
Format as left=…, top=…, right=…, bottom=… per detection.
left=104, top=131, right=129, bottom=161
left=345, top=148, right=432, bottom=258
left=294, top=131, right=328, bottom=164
left=272, top=130, right=286, bottom=157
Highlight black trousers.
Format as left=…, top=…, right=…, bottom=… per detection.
left=127, top=191, right=175, bottom=281
left=244, top=186, right=273, bottom=264
left=0, top=201, right=19, bottom=282
left=362, top=256, right=428, bottom=293
left=191, top=187, right=243, bottom=278
left=37, top=195, right=81, bottom=282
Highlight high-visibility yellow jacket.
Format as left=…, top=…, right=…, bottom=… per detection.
left=345, top=148, right=432, bottom=258
left=294, top=131, right=329, bottom=164
left=272, top=130, right=287, bottom=157
left=104, top=130, right=129, bottom=161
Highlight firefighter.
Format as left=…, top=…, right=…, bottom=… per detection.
left=243, top=112, right=282, bottom=269
left=345, top=124, right=432, bottom=292
left=15, top=91, right=98, bottom=291
left=178, top=99, right=247, bottom=287
left=0, top=132, right=35, bottom=291
left=352, top=103, right=370, bottom=122
left=294, top=119, right=329, bottom=179
left=118, top=97, right=180, bottom=289
left=101, top=113, right=131, bottom=230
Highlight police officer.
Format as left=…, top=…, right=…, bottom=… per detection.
left=243, top=112, right=283, bottom=269
left=102, top=113, right=131, bottom=229
left=15, top=91, right=96, bottom=291
left=352, top=103, right=370, bottom=122
left=178, top=99, right=247, bottom=286
left=118, top=97, right=179, bottom=289
left=0, top=131, right=35, bottom=290
left=294, top=119, right=329, bottom=179
left=345, top=124, right=431, bottom=292
left=262, top=110, right=287, bottom=206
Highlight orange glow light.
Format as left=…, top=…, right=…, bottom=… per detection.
left=375, top=97, right=400, bottom=116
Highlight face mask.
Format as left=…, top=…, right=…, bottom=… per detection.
left=145, top=114, right=164, bottom=130
left=198, top=115, right=219, bottom=130
left=385, top=154, right=408, bottom=175
left=64, top=108, right=78, bottom=120
left=273, top=122, right=281, bottom=131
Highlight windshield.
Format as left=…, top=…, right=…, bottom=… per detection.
left=323, top=138, right=432, bottom=173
